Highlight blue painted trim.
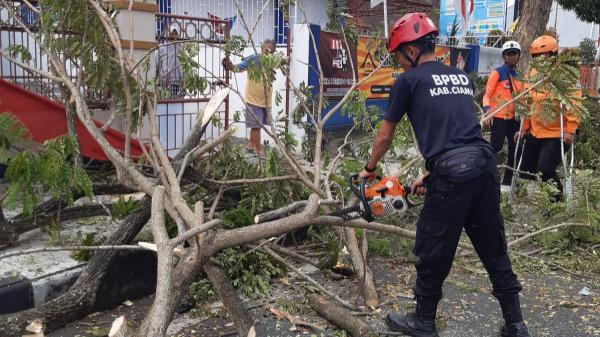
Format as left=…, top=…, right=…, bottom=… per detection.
left=466, top=44, right=480, bottom=73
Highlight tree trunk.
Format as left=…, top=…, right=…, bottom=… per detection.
left=0, top=198, right=151, bottom=337
left=513, top=0, right=553, bottom=67
left=137, top=195, right=322, bottom=336
left=308, top=294, right=373, bottom=337
left=204, top=262, right=254, bottom=336
left=340, top=227, right=379, bottom=309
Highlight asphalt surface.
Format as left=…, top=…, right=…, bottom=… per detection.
left=48, top=253, right=599, bottom=337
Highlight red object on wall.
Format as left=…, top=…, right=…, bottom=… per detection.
left=0, top=78, right=145, bottom=161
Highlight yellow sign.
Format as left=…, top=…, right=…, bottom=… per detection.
left=357, top=36, right=402, bottom=99
left=357, top=37, right=471, bottom=99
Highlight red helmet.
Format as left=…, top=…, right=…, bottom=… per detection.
left=387, top=13, right=439, bottom=53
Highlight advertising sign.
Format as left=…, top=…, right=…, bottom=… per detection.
left=318, top=31, right=357, bottom=98
left=357, top=37, right=403, bottom=99
left=318, top=32, right=472, bottom=100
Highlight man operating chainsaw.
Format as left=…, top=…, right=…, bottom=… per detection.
left=359, top=13, right=529, bottom=337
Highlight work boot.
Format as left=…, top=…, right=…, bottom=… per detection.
left=501, top=321, right=531, bottom=337
left=385, top=312, right=439, bottom=337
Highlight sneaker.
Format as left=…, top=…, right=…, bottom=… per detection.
left=501, top=321, right=531, bottom=337
left=385, top=312, right=439, bottom=337
left=500, top=185, right=512, bottom=193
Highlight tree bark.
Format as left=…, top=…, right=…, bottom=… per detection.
left=0, top=183, right=135, bottom=246
left=137, top=187, right=171, bottom=337
left=341, top=227, right=379, bottom=309
left=108, top=316, right=132, bottom=337
left=137, top=195, right=322, bottom=337
left=308, top=295, right=374, bottom=337
left=204, top=262, right=254, bottom=337
left=0, top=204, right=113, bottom=246
left=0, top=197, right=151, bottom=337
left=65, top=100, right=83, bottom=168
left=513, top=0, right=553, bottom=67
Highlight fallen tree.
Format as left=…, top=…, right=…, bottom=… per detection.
left=5, top=1, right=592, bottom=336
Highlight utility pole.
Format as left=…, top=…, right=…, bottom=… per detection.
left=384, top=0, right=389, bottom=37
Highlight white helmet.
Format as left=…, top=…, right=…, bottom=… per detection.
left=501, top=40, right=521, bottom=54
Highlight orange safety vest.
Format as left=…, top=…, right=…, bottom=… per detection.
left=522, top=69, right=581, bottom=138
left=483, top=64, right=523, bottom=120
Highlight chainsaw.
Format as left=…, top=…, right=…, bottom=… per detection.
left=330, top=174, right=418, bottom=222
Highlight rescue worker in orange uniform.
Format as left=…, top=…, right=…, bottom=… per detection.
left=515, top=35, right=581, bottom=200
left=483, top=41, right=523, bottom=192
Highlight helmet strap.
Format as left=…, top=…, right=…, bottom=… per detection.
left=400, top=48, right=422, bottom=68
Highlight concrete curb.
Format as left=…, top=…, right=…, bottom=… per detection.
left=1, top=249, right=157, bottom=315
left=0, top=210, right=158, bottom=315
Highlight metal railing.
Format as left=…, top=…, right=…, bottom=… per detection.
left=0, top=3, right=232, bottom=157
left=166, top=0, right=291, bottom=45
left=437, top=34, right=513, bottom=48
left=0, top=0, right=107, bottom=107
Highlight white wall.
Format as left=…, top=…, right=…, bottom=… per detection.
left=287, top=23, right=313, bottom=148
left=294, top=0, right=329, bottom=28
left=477, top=46, right=504, bottom=75
left=549, top=1, right=599, bottom=49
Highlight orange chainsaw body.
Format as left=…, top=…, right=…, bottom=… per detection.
left=362, top=176, right=410, bottom=219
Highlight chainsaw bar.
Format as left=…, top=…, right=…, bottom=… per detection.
left=328, top=205, right=362, bottom=220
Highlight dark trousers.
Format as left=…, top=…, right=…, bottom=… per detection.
left=490, top=118, right=518, bottom=186
left=520, top=135, right=568, bottom=196
left=413, top=154, right=522, bottom=309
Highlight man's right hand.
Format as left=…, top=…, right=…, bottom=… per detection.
left=410, top=173, right=428, bottom=196
left=483, top=117, right=493, bottom=129
left=221, top=57, right=232, bottom=70
left=513, top=130, right=525, bottom=143
left=482, top=107, right=493, bottom=128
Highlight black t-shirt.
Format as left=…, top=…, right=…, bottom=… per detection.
left=383, top=61, right=490, bottom=163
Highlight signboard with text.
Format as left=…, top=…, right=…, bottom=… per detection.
left=318, top=31, right=357, bottom=99
left=439, top=0, right=507, bottom=43
left=317, top=32, right=472, bottom=100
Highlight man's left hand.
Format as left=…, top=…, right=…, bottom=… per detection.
left=563, top=132, right=575, bottom=145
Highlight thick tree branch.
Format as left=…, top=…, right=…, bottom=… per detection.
left=206, top=174, right=298, bottom=185
left=138, top=186, right=173, bottom=337
left=507, top=222, right=591, bottom=248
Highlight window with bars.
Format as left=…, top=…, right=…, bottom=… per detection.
left=273, top=0, right=289, bottom=45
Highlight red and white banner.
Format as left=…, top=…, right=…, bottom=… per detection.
left=454, top=0, right=474, bottom=39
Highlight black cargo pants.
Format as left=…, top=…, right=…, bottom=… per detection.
left=520, top=134, right=568, bottom=197
left=413, top=153, right=522, bottom=304
left=490, top=118, right=519, bottom=186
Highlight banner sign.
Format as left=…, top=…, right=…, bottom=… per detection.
left=356, top=37, right=402, bottom=99
left=318, top=32, right=472, bottom=99
left=318, top=32, right=357, bottom=98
